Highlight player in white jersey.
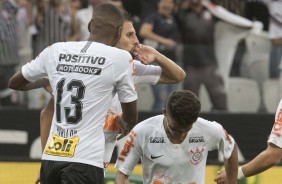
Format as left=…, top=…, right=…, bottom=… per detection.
left=35, top=12, right=186, bottom=174
left=115, top=90, right=238, bottom=184
left=215, top=99, right=282, bottom=183
left=9, top=4, right=137, bottom=184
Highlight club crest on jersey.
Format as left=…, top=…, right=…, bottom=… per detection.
left=189, top=147, right=205, bottom=165
left=149, top=137, right=165, bottom=143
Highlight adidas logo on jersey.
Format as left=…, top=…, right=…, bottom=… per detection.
left=149, top=137, right=165, bottom=143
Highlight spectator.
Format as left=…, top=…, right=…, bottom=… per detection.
left=177, top=0, right=228, bottom=111
left=121, top=0, right=143, bottom=40
left=76, top=0, right=110, bottom=41
left=245, top=0, right=269, bottom=31
left=262, top=0, right=282, bottom=78
left=16, top=0, right=33, bottom=69
left=140, top=0, right=180, bottom=112
left=67, top=0, right=81, bottom=41
left=32, top=0, right=77, bottom=57
left=0, top=0, right=20, bottom=106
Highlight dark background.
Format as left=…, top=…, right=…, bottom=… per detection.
left=0, top=109, right=276, bottom=164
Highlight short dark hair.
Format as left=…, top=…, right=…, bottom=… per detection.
left=123, top=10, right=134, bottom=22
left=166, top=90, right=201, bottom=125
left=89, top=3, right=124, bottom=35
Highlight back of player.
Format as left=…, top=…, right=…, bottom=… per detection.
left=9, top=4, right=137, bottom=183
left=23, top=41, right=135, bottom=167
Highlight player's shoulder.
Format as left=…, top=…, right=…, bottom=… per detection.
left=193, top=117, right=222, bottom=132
left=111, top=46, right=131, bottom=57
left=133, top=59, right=141, bottom=65
left=50, top=41, right=81, bottom=52
left=135, top=115, right=164, bottom=132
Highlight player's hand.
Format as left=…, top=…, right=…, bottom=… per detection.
left=133, top=44, right=157, bottom=64
left=35, top=170, right=40, bottom=184
left=117, top=118, right=135, bottom=140
left=214, top=170, right=227, bottom=184
left=116, top=119, right=130, bottom=140
left=104, top=112, right=122, bottom=133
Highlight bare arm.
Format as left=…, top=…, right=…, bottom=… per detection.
left=224, top=143, right=238, bottom=184
left=40, top=97, right=54, bottom=152
left=214, top=143, right=282, bottom=183
left=155, top=52, right=186, bottom=84
left=117, top=100, right=138, bottom=140
left=139, top=23, right=175, bottom=48
left=241, top=143, right=282, bottom=177
left=115, top=170, right=130, bottom=184
left=9, top=71, right=50, bottom=91
left=133, top=44, right=186, bottom=84
left=202, top=0, right=254, bottom=28
left=8, top=71, right=30, bottom=90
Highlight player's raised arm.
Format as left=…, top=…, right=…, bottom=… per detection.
left=133, top=44, right=186, bottom=84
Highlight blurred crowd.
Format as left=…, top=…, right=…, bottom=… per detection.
left=0, top=0, right=281, bottom=113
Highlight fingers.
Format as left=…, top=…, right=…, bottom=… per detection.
left=214, top=170, right=227, bottom=184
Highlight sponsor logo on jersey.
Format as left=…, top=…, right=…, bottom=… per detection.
left=59, top=54, right=106, bottom=65
left=57, top=64, right=102, bottom=75
left=272, top=109, right=282, bottom=138
left=149, top=137, right=165, bottom=143
left=189, top=147, right=205, bottom=165
left=118, top=130, right=137, bottom=161
left=189, top=136, right=205, bottom=143
left=44, top=134, right=79, bottom=158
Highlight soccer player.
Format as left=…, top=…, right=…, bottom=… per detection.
left=9, top=3, right=137, bottom=184
left=38, top=12, right=186, bottom=171
left=115, top=90, right=238, bottom=184
left=214, top=99, right=282, bottom=183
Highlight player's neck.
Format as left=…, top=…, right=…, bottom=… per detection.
left=163, top=118, right=188, bottom=144
left=87, top=35, right=116, bottom=47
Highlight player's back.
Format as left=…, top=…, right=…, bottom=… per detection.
left=41, top=41, right=136, bottom=168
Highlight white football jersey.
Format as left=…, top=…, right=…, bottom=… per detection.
left=115, top=115, right=235, bottom=184
left=103, top=60, right=161, bottom=164
left=22, top=41, right=137, bottom=168
left=268, top=99, right=282, bottom=148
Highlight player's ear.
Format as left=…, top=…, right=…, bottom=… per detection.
left=113, top=26, right=123, bottom=46
left=117, top=26, right=123, bottom=39
left=88, top=19, right=92, bottom=33
left=162, top=108, right=166, bottom=115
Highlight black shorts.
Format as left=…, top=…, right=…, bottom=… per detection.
left=40, top=160, right=104, bottom=184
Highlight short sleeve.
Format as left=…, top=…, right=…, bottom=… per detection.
left=268, top=99, right=282, bottom=148
left=209, top=122, right=235, bottom=159
left=22, top=46, right=50, bottom=82
left=113, top=50, right=137, bottom=103
left=134, top=60, right=161, bottom=85
left=115, top=127, right=143, bottom=175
